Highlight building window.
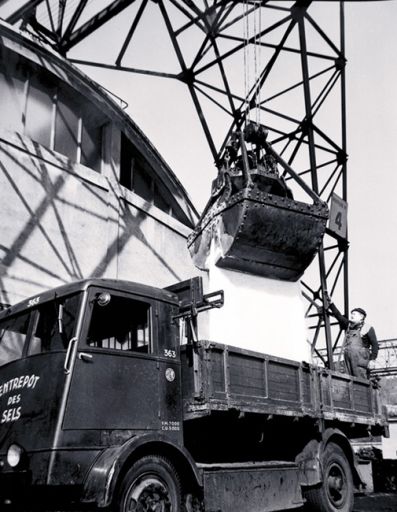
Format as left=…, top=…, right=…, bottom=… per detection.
left=120, top=133, right=134, bottom=190
left=133, top=165, right=152, bottom=202
left=81, top=113, right=102, bottom=172
left=54, top=89, right=103, bottom=171
left=0, top=47, right=103, bottom=172
left=0, top=51, right=27, bottom=133
left=120, top=133, right=175, bottom=216
left=120, top=134, right=154, bottom=203
left=154, top=182, right=171, bottom=214
left=25, top=73, right=56, bottom=148
left=55, top=88, right=80, bottom=161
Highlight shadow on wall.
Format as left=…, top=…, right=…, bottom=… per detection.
left=0, top=134, right=189, bottom=305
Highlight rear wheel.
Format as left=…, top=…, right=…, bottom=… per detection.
left=116, top=455, right=181, bottom=512
left=304, top=443, right=354, bottom=512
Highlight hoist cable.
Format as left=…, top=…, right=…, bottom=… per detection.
left=258, top=2, right=262, bottom=124
left=254, top=1, right=258, bottom=123
left=243, top=0, right=251, bottom=124
left=253, top=1, right=263, bottom=125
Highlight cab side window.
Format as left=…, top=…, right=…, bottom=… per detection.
left=87, top=295, right=151, bottom=354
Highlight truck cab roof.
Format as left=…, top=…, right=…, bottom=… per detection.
left=0, top=278, right=179, bottom=319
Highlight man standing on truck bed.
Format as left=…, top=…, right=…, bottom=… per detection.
left=327, top=295, right=378, bottom=378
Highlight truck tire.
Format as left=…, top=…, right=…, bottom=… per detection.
left=303, top=443, right=354, bottom=512
left=115, top=455, right=182, bottom=512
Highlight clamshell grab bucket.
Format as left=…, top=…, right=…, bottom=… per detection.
left=188, top=174, right=329, bottom=282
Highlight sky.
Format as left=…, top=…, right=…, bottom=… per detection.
left=343, top=1, right=397, bottom=340
left=1, top=0, right=397, bottom=340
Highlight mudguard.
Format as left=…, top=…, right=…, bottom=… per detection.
left=295, top=428, right=363, bottom=488
left=82, top=433, right=202, bottom=508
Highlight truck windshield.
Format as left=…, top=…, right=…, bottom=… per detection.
left=0, top=293, right=81, bottom=367
left=28, top=294, right=80, bottom=355
left=0, top=312, right=30, bottom=367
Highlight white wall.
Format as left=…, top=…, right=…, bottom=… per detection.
left=382, top=422, right=397, bottom=459
left=0, top=131, right=197, bottom=305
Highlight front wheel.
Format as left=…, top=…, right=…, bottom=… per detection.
left=303, top=443, right=354, bottom=512
left=115, top=455, right=182, bottom=512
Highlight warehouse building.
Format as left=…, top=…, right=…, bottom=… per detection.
left=0, top=21, right=199, bottom=307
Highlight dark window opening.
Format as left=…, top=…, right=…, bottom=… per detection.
left=154, top=182, right=171, bottom=214
left=133, top=165, right=152, bottom=203
left=0, top=51, right=26, bottom=133
left=121, top=134, right=154, bottom=200
left=120, top=134, right=176, bottom=217
left=25, top=73, right=55, bottom=148
left=120, top=133, right=134, bottom=190
left=81, top=117, right=102, bottom=172
left=55, top=89, right=79, bottom=161
left=87, top=295, right=151, bottom=354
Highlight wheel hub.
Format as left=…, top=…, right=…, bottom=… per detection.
left=326, top=462, right=347, bottom=507
left=126, top=476, right=172, bottom=512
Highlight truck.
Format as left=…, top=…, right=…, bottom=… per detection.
left=0, top=276, right=387, bottom=512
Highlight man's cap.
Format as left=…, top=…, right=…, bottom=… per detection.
left=351, top=307, right=367, bottom=318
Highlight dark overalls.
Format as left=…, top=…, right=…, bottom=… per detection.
left=329, top=303, right=378, bottom=379
left=343, top=324, right=370, bottom=379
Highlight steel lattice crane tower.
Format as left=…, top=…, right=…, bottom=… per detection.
left=0, top=0, right=372, bottom=368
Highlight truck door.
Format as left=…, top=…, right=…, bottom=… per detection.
left=63, top=288, right=161, bottom=431
left=0, top=293, right=81, bottom=454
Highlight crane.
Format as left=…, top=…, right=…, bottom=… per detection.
left=0, top=0, right=388, bottom=369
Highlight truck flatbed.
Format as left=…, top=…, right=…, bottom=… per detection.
left=181, top=341, right=385, bottom=429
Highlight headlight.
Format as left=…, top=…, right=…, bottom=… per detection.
left=7, top=444, right=23, bottom=468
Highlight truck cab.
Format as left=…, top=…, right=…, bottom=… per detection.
left=0, top=279, right=188, bottom=508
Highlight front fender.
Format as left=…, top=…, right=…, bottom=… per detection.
left=82, top=433, right=202, bottom=508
